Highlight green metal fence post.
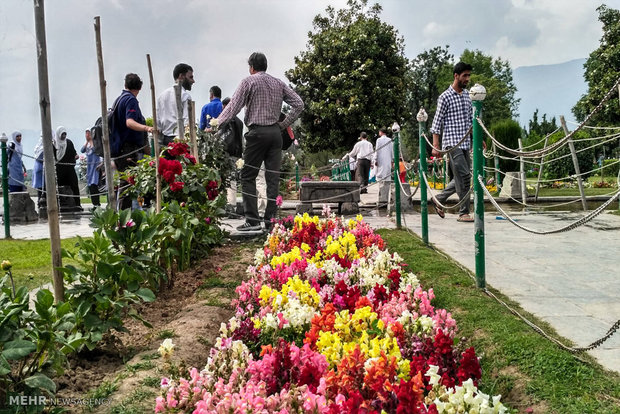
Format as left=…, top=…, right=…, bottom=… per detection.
left=471, top=84, right=486, bottom=288
left=417, top=109, right=429, bottom=245
left=1, top=133, right=10, bottom=239
left=443, top=155, right=447, bottom=188
left=392, top=123, right=401, bottom=229
left=295, top=162, right=300, bottom=190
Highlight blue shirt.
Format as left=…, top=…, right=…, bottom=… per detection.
left=112, top=90, right=146, bottom=154
left=430, top=85, right=473, bottom=150
left=81, top=144, right=101, bottom=186
left=199, top=98, right=223, bottom=130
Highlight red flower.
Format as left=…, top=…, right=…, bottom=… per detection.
left=167, top=141, right=190, bottom=157
left=158, top=158, right=183, bottom=184
left=127, top=175, right=135, bottom=186
left=185, top=154, right=197, bottom=165
left=170, top=181, right=184, bottom=192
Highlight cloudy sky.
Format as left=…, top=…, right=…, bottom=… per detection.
left=0, top=0, right=617, bottom=165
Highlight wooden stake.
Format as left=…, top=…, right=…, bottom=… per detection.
left=33, top=0, right=63, bottom=302
left=174, top=83, right=184, bottom=140
left=188, top=100, right=198, bottom=158
left=518, top=138, right=528, bottom=202
left=146, top=54, right=162, bottom=213
left=94, top=16, right=116, bottom=211
left=534, top=136, right=549, bottom=201
left=561, top=115, right=587, bottom=211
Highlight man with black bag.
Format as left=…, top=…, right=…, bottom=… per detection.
left=218, top=97, right=244, bottom=214
left=111, top=73, right=153, bottom=210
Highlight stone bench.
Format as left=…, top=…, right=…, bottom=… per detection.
left=296, top=181, right=360, bottom=215
left=7, top=192, right=38, bottom=223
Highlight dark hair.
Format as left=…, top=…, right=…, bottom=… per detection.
left=248, top=52, right=267, bottom=72
left=379, top=127, right=387, bottom=134
left=453, top=62, right=473, bottom=75
left=360, top=132, right=367, bottom=139
left=124, top=73, right=143, bottom=90
left=222, top=97, right=231, bottom=106
left=173, top=63, right=193, bottom=80
left=210, top=86, right=222, bottom=98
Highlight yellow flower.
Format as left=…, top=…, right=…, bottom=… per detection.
left=1, top=260, right=12, bottom=271
left=158, top=338, right=175, bottom=358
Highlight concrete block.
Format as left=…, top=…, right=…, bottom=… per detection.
left=499, top=171, right=523, bottom=199
left=7, top=192, right=38, bottom=223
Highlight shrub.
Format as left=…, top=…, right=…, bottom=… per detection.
left=543, top=130, right=596, bottom=180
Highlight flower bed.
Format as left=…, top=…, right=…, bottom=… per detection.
left=155, top=214, right=507, bottom=413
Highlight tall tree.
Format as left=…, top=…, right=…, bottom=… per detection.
left=573, top=4, right=620, bottom=125
left=286, top=0, right=409, bottom=152
left=460, top=49, right=520, bottom=127
left=408, top=46, right=454, bottom=118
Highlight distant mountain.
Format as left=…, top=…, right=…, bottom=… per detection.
left=513, top=58, right=587, bottom=128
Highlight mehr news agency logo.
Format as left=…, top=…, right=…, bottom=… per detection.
left=3, top=394, right=111, bottom=410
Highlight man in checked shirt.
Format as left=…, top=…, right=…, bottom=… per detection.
left=216, top=52, right=304, bottom=232
left=430, top=62, right=474, bottom=222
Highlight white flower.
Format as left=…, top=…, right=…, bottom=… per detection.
left=209, top=117, right=219, bottom=128
left=425, top=365, right=441, bottom=387
left=236, top=158, right=245, bottom=169
left=158, top=338, right=175, bottom=358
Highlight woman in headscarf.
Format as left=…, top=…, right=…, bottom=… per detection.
left=33, top=133, right=45, bottom=204
left=54, top=126, right=82, bottom=210
left=80, top=129, right=102, bottom=207
left=8, top=131, right=26, bottom=192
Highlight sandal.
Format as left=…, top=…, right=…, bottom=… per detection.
left=430, top=199, right=445, bottom=219
left=457, top=214, right=474, bottom=222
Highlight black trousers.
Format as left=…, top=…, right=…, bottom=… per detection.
left=240, top=125, right=282, bottom=226
left=89, top=184, right=101, bottom=206
left=357, top=158, right=371, bottom=189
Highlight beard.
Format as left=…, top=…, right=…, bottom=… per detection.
left=182, top=78, right=192, bottom=91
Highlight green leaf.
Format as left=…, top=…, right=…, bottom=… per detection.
left=35, top=289, right=54, bottom=310
left=24, top=373, right=57, bottom=393
left=2, top=339, right=36, bottom=360
left=0, top=355, right=11, bottom=375
left=135, top=288, right=156, bottom=302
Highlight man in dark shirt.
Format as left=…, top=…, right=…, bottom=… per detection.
left=111, top=73, right=153, bottom=209
left=217, top=52, right=303, bottom=232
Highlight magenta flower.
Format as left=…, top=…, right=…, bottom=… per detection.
left=276, top=195, right=283, bottom=207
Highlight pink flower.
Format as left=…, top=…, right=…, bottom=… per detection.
left=204, top=217, right=212, bottom=224
left=276, top=195, right=283, bottom=207
left=123, top=219, right=135, bottom=228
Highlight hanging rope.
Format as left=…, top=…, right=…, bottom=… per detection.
left=421, top=128, right=472, bottom=155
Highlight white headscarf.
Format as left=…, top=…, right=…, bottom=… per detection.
left=54, top=126, right=67, bottom=161
left=10, top=131, right=23, bottom=154
left=34, top=133, right=44, bottom=161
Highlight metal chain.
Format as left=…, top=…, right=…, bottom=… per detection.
left=478, top=175, right=620, bottom=235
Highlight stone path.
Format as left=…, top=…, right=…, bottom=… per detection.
left=3, top=187, right=619, bottom=374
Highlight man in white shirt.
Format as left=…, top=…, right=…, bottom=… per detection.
left=374, top=128, right=393, bottom=205
left=156, top=63, right=195, bottom=147
left=343, top=131, right=374, bottom=194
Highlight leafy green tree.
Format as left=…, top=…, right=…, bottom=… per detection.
left=573, top=4, right=620, bottom=125
left=461, top=49, right=520, bottom=128
left=409, top=46, right=454, bottom=119
left=286, top=0, right=410, bottom=152
left=490, top=119, right=523, bottom=174
left=524, top=109, right=558, bottom=148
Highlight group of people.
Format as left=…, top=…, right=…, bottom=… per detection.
left=341, top=61, right=475, bottom=222
left=110, top=52, right=303, bottom=230
left=6, top=59, right=474, bottom=225
left=7, top=127, right=102, bottom=212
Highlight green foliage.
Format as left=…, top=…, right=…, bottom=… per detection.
left=601, top=158, right=620, bottom=178
left=286, top=0, right=410, bottom=151
left=524, top=109, right=558, bottom=147
left=197, top=130, right=234, bottom=192
left=573, top=5, right=620, bottom=125
left=490, top=119, right=524, bottom=175
left=0, top=276, right=84, bottom=406
left=461, top=49, right=519, bottom=127
left=408, top=46, right=454, bottom=119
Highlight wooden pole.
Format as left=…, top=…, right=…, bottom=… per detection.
left=188, top=100, right=198, bottom=158
left=146, top=54, right=162, bottom=213
left=534, top=136, right=549, bottom=201
left=94, top=16, right=116, bottom=211
left=174, top=83, right=184, bottom=141
left=560, top=115, right=587, bottom=211
left=518, top=138, right=528, bottom=202
left=33, top=0, right=63, bottom=302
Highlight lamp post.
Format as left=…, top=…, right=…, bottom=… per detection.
left=417, top=109, right=429, bottom=245
left=470, top=83, right=487, bottom=288
left=1, top=133, right=10, bottom=238
left=392, top=122, right=401, bottom=229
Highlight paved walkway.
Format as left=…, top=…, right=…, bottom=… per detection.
left=3, top=187, right=619, bottom=374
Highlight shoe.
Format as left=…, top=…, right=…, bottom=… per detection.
left=430, top=199, right=445, bottom=219
left=457, top=214, right=474, bottom=222
left=236, top=221, right=262, bottom=231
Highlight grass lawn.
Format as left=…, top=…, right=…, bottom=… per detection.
left=527, top=176, right=618, bottom=198
left=0, top=237, right=83, bottom=289
left=378, top=229, right=620, bottom=413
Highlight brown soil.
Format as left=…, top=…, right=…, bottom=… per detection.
left=54, top=241, right=259, bottom=413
